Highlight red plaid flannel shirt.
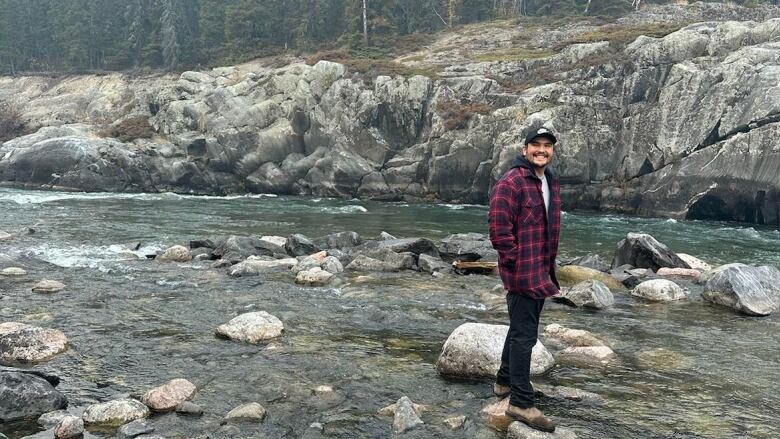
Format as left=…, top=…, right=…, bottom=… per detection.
left=488, top=165, right=561, bottom=298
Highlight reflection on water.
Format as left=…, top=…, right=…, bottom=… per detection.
left=0, top=188, right=779, bottom=438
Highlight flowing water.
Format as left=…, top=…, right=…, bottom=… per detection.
left=1, top=188, right=779, bottom=439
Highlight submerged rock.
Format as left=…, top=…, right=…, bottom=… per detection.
left=533, top=384, right=603, bottom=405
left=556, top=265, right=626, bottom=291
left=557, top=346, right=618, bottom=367
left=391, top=396, right=424, bottom=433
left=443, top=415, right=467, bottom=430
left=0, top=322, right=68, bottom=365
left=141, top=378, right=197, bottom=412
left=566, top=254, right=610, bottom=272
left=436, top=323, right=554, bottom=379
left=631, top=279, right=686, bottom=302
left=321, top=256, right=344, bottom=274
left=31, top=280, right=66, bottom=294
left=224, top=402, right=267, bottom=422
left=611, top=233, right=689, bottom=271
left=508, top=421, right=577, bottom=438
left=82, top=398, right=150, bottom=426
left=175, top=401, right=203, bottom=416
left=117, top=419, right=155, bottom=439
left=702, top=263, right=780, bottom=316
left=554, top=280, right=614, bottom=309
left=481, top=397, right=511, bottom=431
left=0, top=369, right=67, bottom=421
left=543, top=324, right=607, bottom=348
left=216, top=311, right=284, bottom=343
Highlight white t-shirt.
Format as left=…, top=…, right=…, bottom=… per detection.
left=540, top=174, right=550, bottom=216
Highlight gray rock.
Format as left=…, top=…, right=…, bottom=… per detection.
left=175, top=401, right=203, bottom=416
left=214, top=235, right=288, bottom=262
left=228, top=257, right=298, bottom=277
left=157, top=245, right=192, bottom=262
left=379, top=231, right=397, bottom=240
left=567, top=254, right=610, bottom=272
left=544, top=323, right=607, bottom=348
left=216, top=311, right=284, bottom=343
left=374, top=238, right=440, bottom=257
left=295, top=267, right=334, bottom=286
left=418, top=254, right=451, bottom=273
left=54, top=415, right=83, bottom=439
left=31, top=280, right=66, bottom=294
left=436, top=323, right=554, bottom=379
left=224, top=402, right=266, bottom=422
left=141, top=378, right=196, bottom=412
left=38, top=410, right=71, bottom=428
left=314, top=231, right=362, bottom=249
left=82, top=398, right=150, bottom=426
left=0, top=370, right=67, bottom=421
left=392, top=396, right=424, bottom=434
left=554, top=280, right=614, bottom=309
left=631, top=279, right=686, bottom=302
left=0, top=322, right=68, bottom=365
left=702, top=263, right=780, bottom=316
left=321, top=256, right=344, bottom=274
left=291, top=251, right=327, bottom=274
left=345, top=255, right=399, bottom=272
left=508, top=421, right=577, bottom=439
left=557, top=346, right=618, bottom=367
left=611, top=233, right=690, bottom=271
left=117, top=419, right=155, bottom=439
left=439, top=233, right=497, bottom=262
left=285, top=234, right=320, bottom=256
left=534, top=384, right=603, bottom=405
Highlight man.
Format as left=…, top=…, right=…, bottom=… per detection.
left=488, top=126, right=562, bottom=433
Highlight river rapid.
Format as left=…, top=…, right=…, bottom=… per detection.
left=1, top=188, right=779, bottom=439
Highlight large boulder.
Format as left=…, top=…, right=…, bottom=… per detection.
left=436, top=323, right=554, bottom=379
left=702, top=263, right=780, bottom=316
left=611, top=233, right=690, bottom=271
left=554, top=280, right=614, bottom=309
left=82, top=398, right=150, bottom=426
left=372, top=238, right=440, bottom=257
left=438, top=233, right=497, bottom=262
left=216, top=311, right=284, bottom=343
left=0, top=369, right=67, bottom=421
left=213, top=236, right=288, bottom=262
left=631, top=279, right=686, bottom=302
left=0, top=322, right=68, bottom=365
left=418, top=254, right=451, bottom=273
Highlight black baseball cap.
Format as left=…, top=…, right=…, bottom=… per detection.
left=524, top=127, right=557, bottom=145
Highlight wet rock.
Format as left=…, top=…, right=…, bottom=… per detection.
left=380, top=231, right=396, bottom=240
left=677, top=253, right=712, bottom=271
left=657, top=267, right=702, bottom=281
left=544, top=324, right=607, bottom=348
left=610, top=264, right=642, bottom=288
left=635, top=348, right=694, bottom=372
left=378, top=397, right=426, bottom=417
left=295, top=267, right=334, bottom=286
left=0, top=322, right=68, bottom=365
left=702, top=263, right=780, bottom=316
left=31, top=280, right=66, bottom=294
left=117, top=419, right=154, bottom=439
left=391, top=396, right=424, bottom=433
left=557, top=346, right=617, bottom=367
left=285, top=234, right=320, bottom=256
left=190, top=238, right=216, bottom=249
left=346, top=255, right=401, bottom=272
left=321, top=256, right=344, bottom=274
left=443, top=415, right=466, bottom=430
left=566, top=254, right=610, bottom=272
left=0, top=231, right=12, bottom=240
left=508, top=421, right=577, bottom=438
left=216, top=311, right=284, bottom=343
left=418, top=254, right=450, bottom=273
left=611, top=233, right=689, bottom=271
left=292, top=251, right=327, bottom=274
left=190, top=248, right=214, bottom=261
left=157, top=245, right=192, bottom=262
left=556, top=265, right=626, bottom=291
left=82, top=398, right=150, bottom=426
left=228, top=257, right=298, bottom=277
left=141, top=378, right=196, bottom=412
left=211, top=259, right=233, bottom=269
left=260, top=235, right=287, bottom=248
left=554, top=280, right=614, bottom=309
left=214, top=235, right=288, bottom=262
left=224, top=402, right=266, bottom=422
left=175, top=401, right=203, bottom=416
left=439, top=233, right=497, bottom=262
left=54, top=415, right=83, bottom=439
left=374, top=237, right=439, bottom=257
left=0, top=370, right=67, bottom=421
left=436, top=323, right=554, bottom=379
left=314, top=231, right=362, bottom=249
left=1, top=267, right=27, bottom=276
left=38, top=410, right=71, bottom=428
left=631, top=279, right=686, bottom=302
left=533, top=384, right=603, bottom=405
left=481, top=397, right=511, bottom=431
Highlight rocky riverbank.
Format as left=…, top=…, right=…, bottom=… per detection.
left=1, top=3, right=780, bottom=225
left=2, top=223, right=779, bottom=438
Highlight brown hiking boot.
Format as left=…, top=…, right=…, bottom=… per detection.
left=505, top=405, right=556, bottom=433
left=493, top=383, right=510, bottom=398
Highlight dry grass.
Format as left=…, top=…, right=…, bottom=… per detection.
left=306, top=49, right=440, bottom=81
left=556, top=23, right=687, bottom=49
left=475, top=47, right=554, bottom=63
left=0, top=102, right=27, bottom=142
left=436, top=100, right=494, bottom=131
left=99, top=116, right=155, bottom=142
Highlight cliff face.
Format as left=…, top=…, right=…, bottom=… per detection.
left=1, top=4, right=779, bottom=225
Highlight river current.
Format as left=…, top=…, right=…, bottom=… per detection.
left=1, top=188, right=779, bottom=439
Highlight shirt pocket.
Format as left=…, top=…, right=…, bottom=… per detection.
left=521, top=197, right=545, bottom=225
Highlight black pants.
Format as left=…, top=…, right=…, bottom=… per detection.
left=496, top=292, right=545, bottom=408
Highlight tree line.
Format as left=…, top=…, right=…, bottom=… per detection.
left=0, top=0, right=774, bottom=75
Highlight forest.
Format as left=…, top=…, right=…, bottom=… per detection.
left=0, top=0, right=776, bottom=74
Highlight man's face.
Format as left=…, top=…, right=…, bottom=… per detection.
left=523, top=136, right=555, bottom=169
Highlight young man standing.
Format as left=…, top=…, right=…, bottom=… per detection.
left=488, top=127, right=562, bottom=433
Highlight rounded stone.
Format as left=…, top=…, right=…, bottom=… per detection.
left=631, top=279, right=686, bottom=302
left=141, top=378, right=197, bottom=412
left=224, top=402, right=266, bottom=422
left=1, top=267, right=27, bottom=277
left=54, top=415, right=84, bottom=439
left=216, top=311, right=284, bottom=344
left=0, top=322, right=68, bottom=365
left=82, top=398, right=151, bottom=426
left=157, top=245, right=192, bottom=262
left=32, top=280, right=66, bottom=294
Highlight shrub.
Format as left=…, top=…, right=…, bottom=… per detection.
left=0, top=101, right=27, bottom=142
left=437, top=100, right=494, bottom=131
left=99, top=116, right=155, bottom=142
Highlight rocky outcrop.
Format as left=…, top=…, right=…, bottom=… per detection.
left=2, top=9, right=779, bottom=224
left=702, top=263, right=780, bottom=316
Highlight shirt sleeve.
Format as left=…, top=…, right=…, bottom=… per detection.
left=488, top=177, right=519, bottom=260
